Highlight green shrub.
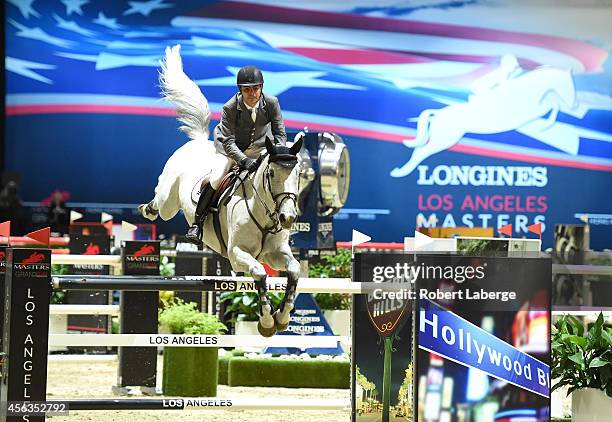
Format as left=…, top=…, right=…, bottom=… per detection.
left=159, top=300, right=226, bottom=397
left=308, top=249, right=351, bottom=278
left=552, top=313, right=612, bottom=397
left=228, top=357, right=350, bottom=389
left=50, top=264, right=69, bottom=304
left=218, top=355, right=230, bottom=385
left=309, top=249, right=352, bottom=310
left=219, top=292, right=284, bottom=323
left=159, top=299, right=226, bottom=334
left=164, top=347, right=219, bottom=396
left=159, top=255, right=175, bottom=277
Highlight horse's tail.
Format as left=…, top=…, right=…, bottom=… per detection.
left=160, top=44, right=211, bottom=142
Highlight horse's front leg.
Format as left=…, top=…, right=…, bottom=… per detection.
left=229, top=245, right=276, bottom=337
left=264, top=247, right=300, bottom=331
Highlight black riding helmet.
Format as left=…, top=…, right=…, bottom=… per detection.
left=237, top=65, right=264, bottom=87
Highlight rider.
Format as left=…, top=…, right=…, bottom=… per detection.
left=185, top=65, right=288, bottom=244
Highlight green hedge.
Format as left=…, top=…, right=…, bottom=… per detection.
left=218, top=355, right=230, bottom=385
left=228, top=357, right=350, bottom=388
left=163, top=347, right=218, bottom=396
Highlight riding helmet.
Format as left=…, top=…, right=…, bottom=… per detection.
left=237, top=66, right=264, bottom=87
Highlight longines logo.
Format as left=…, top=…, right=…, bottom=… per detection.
left=291, top=222, right=311, bottom=232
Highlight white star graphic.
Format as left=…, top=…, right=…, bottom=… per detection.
left=55, top=52, right=98, bottom=63
left=93, top=12, right=124, bottom=30
left=107, top=40, right=161, bottom=50
left=60, top=0, right=89, bottom=16
left=53, top=14, right=96, bottom=37
left=55, top=51, right=162, bottom=70
left=191, top=36, right=243, bottom=48
left=123, top=0, right=173, bottom=17
left=124, top=31, right=165, bottom=38
left=95, top=52, right=161, bottom=70
left=7, top=0, right=39, bottom=19
left=195, top=67, right=365, bottom=96
left=9, top=19, right=74, bottom=48
left=6, top=57, right=55, bottom=84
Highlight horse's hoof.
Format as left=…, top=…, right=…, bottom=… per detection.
left=138, top=203, right=158, bottom=221
left=275, top=320, right=289, bottom=332
left=273, top=305, right=293, bottom=331
left=273, top=310, right=290, bottom=332
left=257, top=320, right=276, bottom=337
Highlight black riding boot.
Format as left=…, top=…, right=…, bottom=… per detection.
left=185, top=183, right=216, bottom=245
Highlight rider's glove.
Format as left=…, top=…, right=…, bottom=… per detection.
left=240, top=157, right=258, bottom=172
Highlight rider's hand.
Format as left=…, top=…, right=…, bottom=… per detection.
left=240, top=157, right=258, bottom=172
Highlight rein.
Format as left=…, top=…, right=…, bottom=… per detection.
left=241, top=159, right=297, bottom=237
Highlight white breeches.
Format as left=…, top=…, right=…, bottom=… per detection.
left=209, top=146, right=263, bottom=189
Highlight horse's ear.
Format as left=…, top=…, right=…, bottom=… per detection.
left=289, top=136, right=303, bottom=156
left=265, top=137, right=275, bottom=155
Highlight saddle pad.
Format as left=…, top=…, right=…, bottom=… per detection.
left=191, top=174, right=209, bottom=204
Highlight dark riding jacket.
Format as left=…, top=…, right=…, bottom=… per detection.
left=213, top=92, right=287, bottom=164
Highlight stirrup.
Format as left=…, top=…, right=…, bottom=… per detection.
left=185, top=224, right=202, bottom=245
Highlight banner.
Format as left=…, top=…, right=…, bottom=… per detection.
left=414, top=254, right=551, bottom=422
left=5, top=1, right=611, bottom=248
left=419, top=299, right=549, bottom=397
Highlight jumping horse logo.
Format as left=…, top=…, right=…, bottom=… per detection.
left=391, top=56, right=578, bottom=177
left=22, top=252, right=45, bottom=265
left=83, top=243, right=100, bottom=255
left=134, top=244, right=156, bottom=257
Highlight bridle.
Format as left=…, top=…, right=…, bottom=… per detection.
left=241, top=155, right=298, bottom=236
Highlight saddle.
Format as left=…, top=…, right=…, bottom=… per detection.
left=190, top=169, right=241, bottom=209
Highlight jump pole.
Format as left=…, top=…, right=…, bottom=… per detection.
left=46, top=398, right=350, bottom=411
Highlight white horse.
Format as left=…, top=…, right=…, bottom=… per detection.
left=391, top=65, right=578, bottom=177
left=138, top=45, right=302, bottom=337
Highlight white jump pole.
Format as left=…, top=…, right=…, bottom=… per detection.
left=48, top=334, right=342, bottom=348
left=48, top=398, right=351, bottom=411
left=52, top=254, right=122, bottom=267
left=49, top=304, right=120, bottom=316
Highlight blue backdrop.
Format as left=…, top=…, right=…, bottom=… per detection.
left=5, top=0, right=612, bottom=248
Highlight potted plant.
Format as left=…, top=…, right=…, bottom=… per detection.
left=159, top=299, right=227, bottom=396
left=310, top=249, right=352, bottom=336
left=552, top=313, right=612, bottom=421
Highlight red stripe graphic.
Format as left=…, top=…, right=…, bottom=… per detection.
left=193, top=1, right=607, bottom=72
left=282, top=47, right=433, bottom=65
left=6, top=105, right=176, bottom=116
left=7, top=105, right=611, bottom=172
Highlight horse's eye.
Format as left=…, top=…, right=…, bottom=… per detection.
left=269, top=168, right=275, bottom=178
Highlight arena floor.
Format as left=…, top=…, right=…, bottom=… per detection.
left=46, top=356, right=351, bottom=422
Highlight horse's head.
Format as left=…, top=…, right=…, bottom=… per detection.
left=263, top=136, right=303, bottom=229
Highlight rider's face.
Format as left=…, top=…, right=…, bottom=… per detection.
left=240, top=85, right=262, bottom=108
